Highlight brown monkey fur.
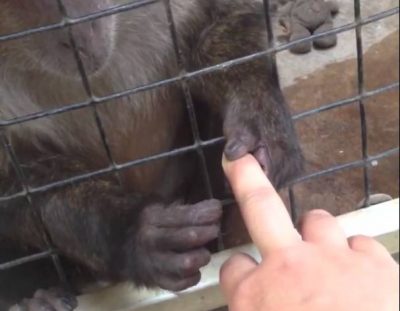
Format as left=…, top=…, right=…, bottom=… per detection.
left=0, top=0, right=303, bottom=310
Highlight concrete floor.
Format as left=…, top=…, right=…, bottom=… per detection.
left=222, top=1, right=399, bottom=248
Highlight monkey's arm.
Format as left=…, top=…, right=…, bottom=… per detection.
left=190, top=5, right=303, bottom=188
left=0, top=159, right=221, bottom=291
left=0, top=172, right=139, bottom=272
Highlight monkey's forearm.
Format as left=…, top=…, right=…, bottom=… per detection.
left=1, top=173, right=146, bottom=275
left=36, top=179, right=150, bottom=278
left=0, top=197, right=46, bottom=248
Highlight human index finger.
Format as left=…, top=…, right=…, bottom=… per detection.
left=223, top=155, right=301, bottom=255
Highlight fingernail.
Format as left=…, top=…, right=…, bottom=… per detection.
left=309, top=209, right=331, bottom=217
left=222, top=154, right=230, bottom=171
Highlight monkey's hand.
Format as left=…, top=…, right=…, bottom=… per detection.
left=126, top=199, right=222, bottom=291
left=223, top=103, right=272, bottom=175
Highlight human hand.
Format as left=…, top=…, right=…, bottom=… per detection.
left=220, top=155, right=399, bottom=311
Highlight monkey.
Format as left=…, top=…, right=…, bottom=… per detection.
left=0, top=0, right=304, bottom=310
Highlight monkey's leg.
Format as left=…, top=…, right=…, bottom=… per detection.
left=288, top=22, right=313, bottom=54
left=313, top=19, right=337, bottom=49
left=0, top=189, right=79, bottom=310
left=9, top=288, right=77, bottom=311
left=191, top=6, right=304, bottom=188
left=327, top=1, right=340, bottom=16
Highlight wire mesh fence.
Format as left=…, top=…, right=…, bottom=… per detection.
left=0, top=0, right=399, bottom=299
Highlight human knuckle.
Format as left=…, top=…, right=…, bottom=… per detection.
left=234, top=278, right=254, bottom=301
left=220, top=253, right=246, bottom=276
left=220, top=256, right=235, bottom=274
left=276, top=249, right=302, bottom=271
left=350, top=235, right=375, bottom=248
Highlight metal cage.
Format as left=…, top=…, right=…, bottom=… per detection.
left=0, top=0, right=399, bottom=309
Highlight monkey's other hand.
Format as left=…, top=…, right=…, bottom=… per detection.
left=9, top=288, right=77, bottom=311
left=129, top=199, right=222, bottom=291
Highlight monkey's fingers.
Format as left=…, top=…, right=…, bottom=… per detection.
left=156, top=272, right=202, bottom=292
left=156, top=225, right=220, bottom=251
left=223, top=155, right=301, bottom=255
left=154, top=200, right=222, bottom=227
left=158, top=249, right=211, bottom=279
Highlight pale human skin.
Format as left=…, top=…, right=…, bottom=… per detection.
left=220, top=155, right=399, bottom=311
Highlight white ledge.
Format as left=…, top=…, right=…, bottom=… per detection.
left=77, top=199, right=399, bottom=311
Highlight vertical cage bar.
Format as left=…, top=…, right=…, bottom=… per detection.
left=262, top=0, right=282, bottom=87
left=262, top=0, right=299, bottom=222
left=162, top=0, right=214, bottom=198
left=354, top=0, right=371, bottom=207
left=162, top=0, right=222, bottom=250
left=56, top=0, right=121, bottom=185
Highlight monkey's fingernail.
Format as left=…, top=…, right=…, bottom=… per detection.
left=224, top=140, right=248, bottom=160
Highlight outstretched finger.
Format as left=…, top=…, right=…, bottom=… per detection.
left=223, top=155, right=301, bottom=255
